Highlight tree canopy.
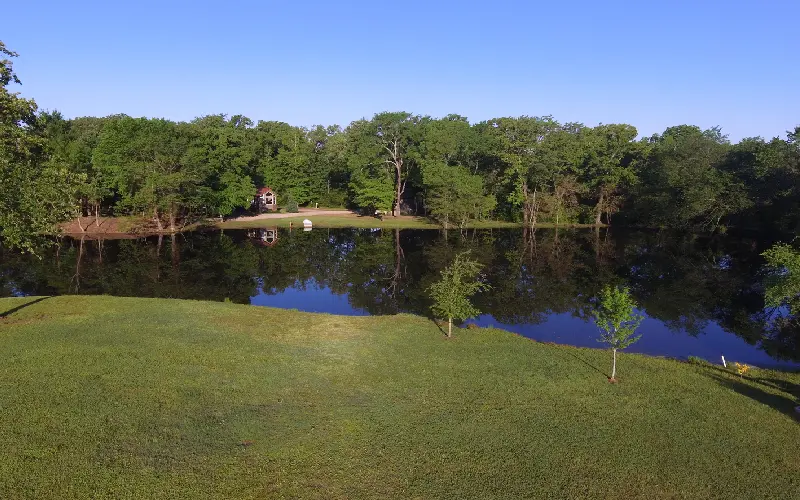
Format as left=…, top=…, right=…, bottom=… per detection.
left=2, top=40, right=800, bottom=251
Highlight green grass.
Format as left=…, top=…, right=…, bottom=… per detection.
left=217, top=214, right=444, bottom=229
left=217, top=214, right=547, bottom=230
left=217, top=214, right=525, bottom=230
left=0, top=296, right=797, bottom=499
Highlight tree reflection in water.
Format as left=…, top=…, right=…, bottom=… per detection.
left=1, top=228, right=797, bottom=365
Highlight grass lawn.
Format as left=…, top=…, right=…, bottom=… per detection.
left=0, top=296, right=798, bottom=499
left=215, top=214, right=526, bottom=230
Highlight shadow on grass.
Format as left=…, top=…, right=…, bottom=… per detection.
left=428, top=318, right=448, bottom=338
left=0, top=296, right=51, bottom=318
left=545, top=344, right=610, bottom=379
left=706, top=372, right=800, bottom=420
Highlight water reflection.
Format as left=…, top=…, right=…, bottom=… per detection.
left=1, top=228, right=797, bottom=368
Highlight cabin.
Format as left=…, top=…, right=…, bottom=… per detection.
left=247, top=227, right=279, bottom=247
left=254, top=187, right=277, bottom=212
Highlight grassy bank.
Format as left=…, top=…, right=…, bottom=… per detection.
left=215, top=214, right=524, bottom=230
left=0, top=296, right=797, bottom=498
left=62, top=213, right=603, bottom=235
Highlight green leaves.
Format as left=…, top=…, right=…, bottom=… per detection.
left=592, top=285, right=644, bottom=350
left=762, top=243, right=800, bottom=316
left=428, top=252, right=491, bottom=334
left=423, top=162, right=496, bottom=227
left=0, top=41, right=82, bottom=252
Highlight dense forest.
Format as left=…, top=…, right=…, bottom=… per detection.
left=2, top=41, right=800, bottom=251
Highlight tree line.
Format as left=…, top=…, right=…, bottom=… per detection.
left=2, top=41, right=800, bottom=250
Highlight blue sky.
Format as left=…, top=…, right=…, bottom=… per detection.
left=4, top=0, right=799, bottom=141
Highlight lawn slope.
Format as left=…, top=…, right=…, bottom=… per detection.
left=0, top=296, right=797, bottom=499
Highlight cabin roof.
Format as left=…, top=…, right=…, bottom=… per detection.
left=256, top=186, right=274, bottom=196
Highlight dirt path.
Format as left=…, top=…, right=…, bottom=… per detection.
left=226, top=208, right=357, bottom=222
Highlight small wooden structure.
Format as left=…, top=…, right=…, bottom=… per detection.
left=254, top=187, right=277, bottom=212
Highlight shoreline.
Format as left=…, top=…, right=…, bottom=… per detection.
left=4, top=294, right=798, bottom=373
left=59, top=210, right=605, bottom=238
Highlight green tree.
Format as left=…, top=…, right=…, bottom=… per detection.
left=581, top=124, right=640, bottom=225
left=761, top=242, right=800, bottom=360
left=183, top=115, right=255, bottom=219
left=254, top=121, right=317, bottom=205
left=423, top=163, right=495, bottom=228
left=421, top=116, right=496, bottom=226
left=93, top=117, right=196, bottom=231
left=428, top=251, right=491, bottom=337
left=762, top=243, right=800, bottom=315
left=0, top=41, right=80, bottom=251
left=284, top=193, right=299, bottom=213
left=592, top=285, right=644, bottom=380
left=40, top=112, right=113, bottom=228
left=633, top=126, right=751, bottom=229
left=346, top=112, right=425, bottom=216
left=482, top=116, right=561, bottom=225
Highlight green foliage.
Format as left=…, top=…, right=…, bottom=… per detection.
left=285, top=194, right=299, bottom=213
left=0, top=41, right=82, bottom=251
left=428, top=251, right=491, bottom=336
left=4, top=36, right=800, bottom=244
left=423, top=163, right=496, bottom=227
left=593, top=285, right=644, bottom=349
left=633, top=126, right=752, bottom=229
left=593, top=285, right=644, bottom=379
left=762, top=243, right=800, bottom=315
left=349, top=166, right=394, bottom=212
left=184, top=115, right=256, bottom=218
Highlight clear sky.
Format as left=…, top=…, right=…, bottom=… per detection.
left=4, top=0, right=799, bottom=141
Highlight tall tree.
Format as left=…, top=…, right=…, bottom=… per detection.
left=252, top=121, right=318, bottom=205
left=183, top=115, right=255, bottom=219
left=0, top=41, right=80, bottom=251
left=481, top=116, right=563, bottom=225
left=93, top=117, right=195, bottom=231
left=420, top=116, right=495, bottom=225
left=581, top=124, right=640, bottom=225
left=633, top=126, right=751, bottom=229
left=346, top=112, right=425, bottom=216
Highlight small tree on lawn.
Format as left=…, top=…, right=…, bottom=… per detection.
left=592, top=285, right=644, bottom=381
left=285, top=194, right=299, bottom=213
left=428, top=251, right=491, bottom=338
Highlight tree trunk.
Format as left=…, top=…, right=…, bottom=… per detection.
left=448, top=317, right=452, bottom=338
left=95, top=203, right=100, bottom=227
left=595, top=191, right=604, bottom=226
left=393, top=162, right=402, bottom=217
left=611, top=348, right=617, bottom=380
left=76, top=216, right=87, bottom=233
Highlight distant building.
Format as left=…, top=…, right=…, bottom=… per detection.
left=254, top=187, right=277, bottom=212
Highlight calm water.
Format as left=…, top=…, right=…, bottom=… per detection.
left=1, top=228, right=798, bottom=369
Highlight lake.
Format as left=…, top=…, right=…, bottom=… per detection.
left=2, top=227, right=797, bottom=369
